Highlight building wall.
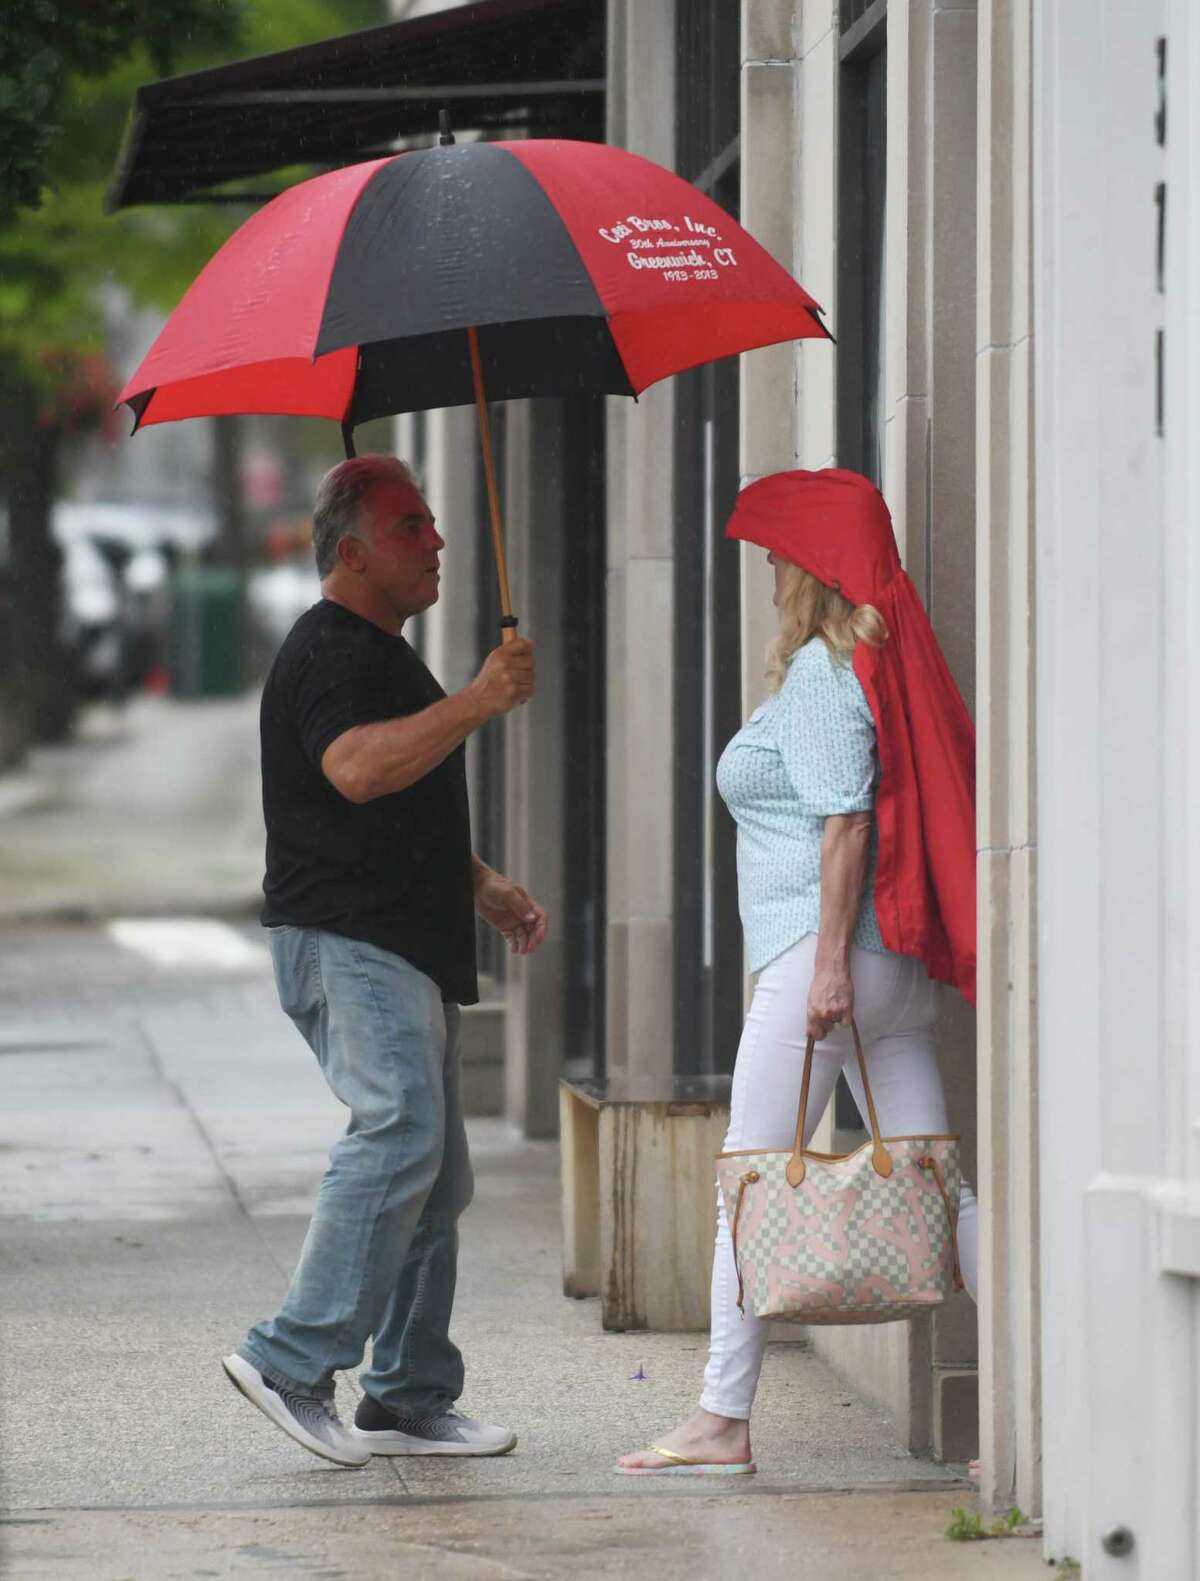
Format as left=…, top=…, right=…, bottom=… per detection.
left=1035, top=0, right=1200, bottom=1571
left=739, top=1, right=800, bottom=725
left=752, top=0, right=980, bottom=1457
left=415, top=408, right=481, bottom=696
left=604, top=0, right=677, bottom=1082
left=883, top=0, right=981, bottom=1460
left=974, top=0, right=1040, bottom=1519
left=501, top=402, right=570, bottom=1136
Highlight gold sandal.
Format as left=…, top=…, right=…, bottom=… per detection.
left=615, top=1443, right=757, bottom=1476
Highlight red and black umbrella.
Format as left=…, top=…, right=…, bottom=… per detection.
left=120, top=127, right=831, bottom=633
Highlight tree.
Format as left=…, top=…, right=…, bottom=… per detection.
left=0, top=1, right=382, bottom=749
left=0, top=1, right=243, bottom=223
left=0, top=2, right=244, bottom=745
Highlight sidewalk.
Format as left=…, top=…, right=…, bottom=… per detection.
left=0, top=960, right=1050, bottom=1580
left=0, top=692, right=265, bottom=923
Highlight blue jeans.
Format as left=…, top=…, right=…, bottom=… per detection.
left=238, top=926, right=474, bottom=1417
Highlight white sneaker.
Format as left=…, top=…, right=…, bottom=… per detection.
left=222, top=1353, right=369, bottom=1468
left=353, top=1396, right=517, bottom=1457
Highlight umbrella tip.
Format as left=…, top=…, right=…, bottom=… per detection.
left=438, top=108, right=455, bottom=146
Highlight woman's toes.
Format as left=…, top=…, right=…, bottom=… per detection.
left=622, top=1445, right=686, bottom=1469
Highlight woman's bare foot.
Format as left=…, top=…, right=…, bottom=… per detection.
left=617, top=1406, right=752, bottom=1471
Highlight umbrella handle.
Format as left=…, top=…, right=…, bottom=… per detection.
left=467, top=327, right=518, bottom=646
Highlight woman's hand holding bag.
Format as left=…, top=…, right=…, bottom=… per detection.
left=715, top=1018, right=964, bottom=1325
left=806, top=957, right=854, bottom=1040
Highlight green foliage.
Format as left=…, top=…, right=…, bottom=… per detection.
left=1056, top=1561, right=1082, bottom=1579
left=0, top=0, right=384, bottom=406
left=945, top=1505, right=1028, bottom=1542
left=945, top=1507, right=986, bottom=1542
left=0, top=1, right=243, bottom=222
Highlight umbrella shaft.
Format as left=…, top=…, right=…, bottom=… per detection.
left=467, top=328, right=517, bottom=643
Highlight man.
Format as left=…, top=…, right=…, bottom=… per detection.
left=223, top=454, right=546, bottom=1467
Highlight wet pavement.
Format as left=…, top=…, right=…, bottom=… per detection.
left=0, top=699, right=1050, bottom=1577
left=0, top=921, right=1051, bottom=1579
left=0, top=694, right=264, bottom=925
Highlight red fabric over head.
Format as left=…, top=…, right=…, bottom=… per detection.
left=727, top=469, right=977, bottom=1005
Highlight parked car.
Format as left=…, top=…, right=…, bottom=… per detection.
left=57, top=534, right=129, bottom=699
left=53, top=502, right=214, bottom=700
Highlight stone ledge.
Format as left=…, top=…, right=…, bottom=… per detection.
left=460, top=997, right=504, bottom=1116
left=933, top=1366, right=980, bottom=1464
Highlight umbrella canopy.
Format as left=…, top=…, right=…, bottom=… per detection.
left=118, top=137, right=830, bottom=434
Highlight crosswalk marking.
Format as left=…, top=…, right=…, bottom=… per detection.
left=107, top=917, right=268, bottom=972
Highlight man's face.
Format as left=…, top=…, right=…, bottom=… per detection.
left=347, top=478, right=445, bottom=619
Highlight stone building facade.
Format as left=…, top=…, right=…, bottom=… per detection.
left=403, top=2, right=1200, bottom=1571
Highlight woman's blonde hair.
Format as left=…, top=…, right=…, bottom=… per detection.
left=766, top=561, right=889, bottom=691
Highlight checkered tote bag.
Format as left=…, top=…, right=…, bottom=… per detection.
left=715, top=1021, right=963, bottom=1325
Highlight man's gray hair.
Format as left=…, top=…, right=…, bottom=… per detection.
left=311, top=454, right=420, bottom=577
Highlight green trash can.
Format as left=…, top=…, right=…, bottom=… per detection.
left=169, top=565, right=245, bottom=698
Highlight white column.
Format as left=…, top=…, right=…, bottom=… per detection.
left=1035, top=0, right=1200, bottom=1573
left=895, top=0, right=981, bottom=1459
left=974, top=0, right=1040, bottom=1520
left=740, top=0, right=801, bottom=722
left=881, top=0, right=930, bottom=567
left=1159, top=15, right=1200, bottom=1566
left=419, top=408, right=479, bottom=693
left=1165, top=5, right=1200, bottom=1194
left=795, top=0, right=838, bottom=476
left=502, top=401, right=567, bottom=1137
left=604, top=0, right=676, bottom=1080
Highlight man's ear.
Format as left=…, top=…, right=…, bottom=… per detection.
left=335, top=532, right=366, bottom=572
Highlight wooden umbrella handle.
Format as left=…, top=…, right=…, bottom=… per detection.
left=467, top=327, right=518, bottom=645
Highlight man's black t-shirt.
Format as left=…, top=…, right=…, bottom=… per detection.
left=260, top=600, right=478, bottom=1005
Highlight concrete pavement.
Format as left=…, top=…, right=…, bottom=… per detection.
left=0, top=923, right=1054, bottom=1580
left=0, top=700, right=1052, bottom=1577
left=0, top=694, right=265, bottom=924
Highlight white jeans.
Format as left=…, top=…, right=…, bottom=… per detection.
left=699, top=935, right=980, bottom=1420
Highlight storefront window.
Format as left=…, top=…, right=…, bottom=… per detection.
left=835, top=1, right=886, bottom=1134
left=837, top=2, right=887, bottom=486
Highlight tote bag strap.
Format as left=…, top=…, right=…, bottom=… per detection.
left=785, top=1018, right=894, bottom=1187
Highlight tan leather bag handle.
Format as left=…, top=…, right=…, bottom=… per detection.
left=785, top=1018, right=894, bottom=1187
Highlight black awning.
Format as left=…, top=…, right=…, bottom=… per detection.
left=107, top=0, right=605, bottom=210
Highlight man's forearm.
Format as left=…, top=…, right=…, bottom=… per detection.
left=472, top=853, right=495, bottom=895
left=815, top=813, right=873, bottom=965
left=323, top=687, right=489, bottom=803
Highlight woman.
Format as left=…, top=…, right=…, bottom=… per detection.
left=617, top=468, right=979, bottom=1476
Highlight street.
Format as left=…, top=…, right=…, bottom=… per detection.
left=7, top=0, right=1200, bottom=1565
left=0, top=918, right=1046, bottom=1580
left=0, top=695, right=265, bottom=925
left=0, top=698, right=1047, bottom=1578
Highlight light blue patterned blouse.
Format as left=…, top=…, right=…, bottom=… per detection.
left=715, top=637, right=889, bottom=973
